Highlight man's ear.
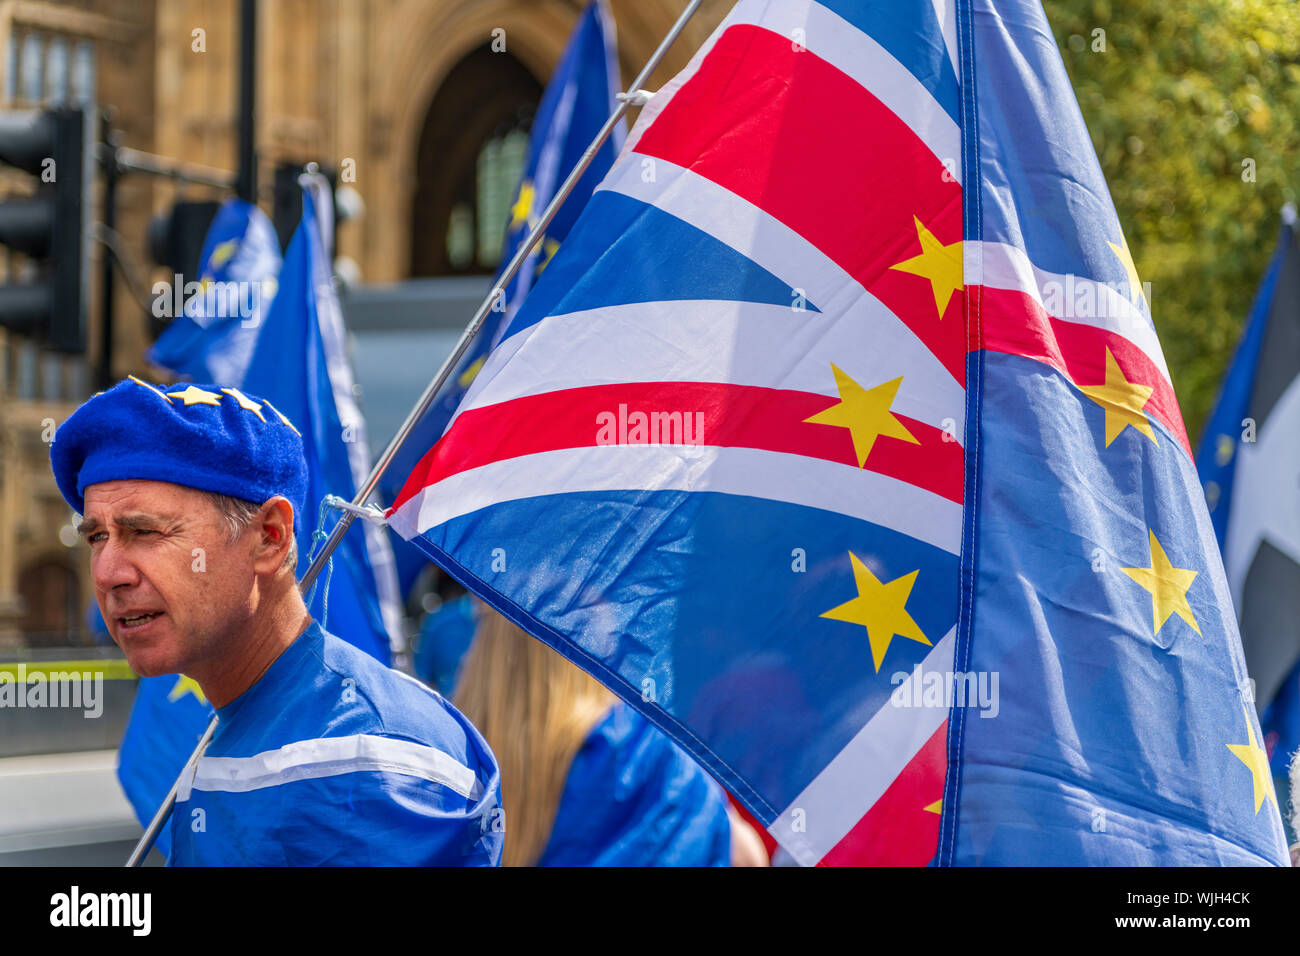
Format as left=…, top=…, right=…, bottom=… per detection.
left=251, top=496, right=295, bottom=576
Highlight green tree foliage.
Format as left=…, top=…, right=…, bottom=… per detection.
left=1042, top=0, right=1300, bottom=441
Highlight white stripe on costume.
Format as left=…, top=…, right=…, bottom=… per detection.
left=177, top=734, right=482, bottom=802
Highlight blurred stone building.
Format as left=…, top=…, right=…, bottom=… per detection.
left=0, top=0, right=728, bottom=648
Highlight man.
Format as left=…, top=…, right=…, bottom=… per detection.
left=51, top=377, right=503, bottom=865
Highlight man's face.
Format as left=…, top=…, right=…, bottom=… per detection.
left=80, top=480, right=256, bottom=678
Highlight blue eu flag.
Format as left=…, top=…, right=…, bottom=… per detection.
left=147, top=198, right=281, bottom=384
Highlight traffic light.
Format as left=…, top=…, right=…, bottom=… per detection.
left=272, top=161, right=357, bottom=259
left=144, top=199, right=221, bottom=341
left=0, top=108, right=93, bottom=353
left=147, top=199, right=221, bottom=279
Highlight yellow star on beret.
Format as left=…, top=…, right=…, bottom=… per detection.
left=261, top=398, right=302, bottom=436
left=166, top=385, right=223, bottom=407
left=220, top=387, right=267, bottom=422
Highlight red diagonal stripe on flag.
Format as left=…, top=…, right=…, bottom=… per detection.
left=976, top=286, right=1192, bottom=456
left=390, top=381, right=964, bottom=511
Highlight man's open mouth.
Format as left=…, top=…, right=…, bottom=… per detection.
left=119, top=612, right=163, bottom=628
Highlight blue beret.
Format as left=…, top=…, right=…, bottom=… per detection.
left=51, top=376, right=307, bottom=523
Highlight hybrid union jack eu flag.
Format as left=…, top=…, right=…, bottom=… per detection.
left=388, top=0, right=1291, bottom=865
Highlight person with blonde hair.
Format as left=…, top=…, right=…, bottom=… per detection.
left=455, top=604, right=767, bottom=866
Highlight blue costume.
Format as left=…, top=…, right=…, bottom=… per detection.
left=51, top=377, right=503, bottom=866
left=171, top=621, right=502, bottom=866
left=538, top=702, right=731, bottom=866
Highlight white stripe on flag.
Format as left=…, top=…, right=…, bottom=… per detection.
left=975, top=239, right=1173, bottom=387
left=390, top=443, right=963, bottom=557
left=178, top=734, right=483, bottom=802
left=456, top=300, right=966, bottom=442
left=769, top=627, right=956, bottom=866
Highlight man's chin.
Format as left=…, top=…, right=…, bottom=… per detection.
left=125, top=657, right=177, bottom=679
left=118, top=644, right=184, bottom=679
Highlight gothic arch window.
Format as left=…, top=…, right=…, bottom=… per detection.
left=410, top=45, right=542, bottom=276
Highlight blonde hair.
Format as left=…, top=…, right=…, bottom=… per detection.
left=454, top=605, right=615, bottom=866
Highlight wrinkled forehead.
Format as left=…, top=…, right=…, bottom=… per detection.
left=81, top=479, right=211, bottom=519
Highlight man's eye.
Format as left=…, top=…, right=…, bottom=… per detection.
left=87, top=532, right=106, bottom=544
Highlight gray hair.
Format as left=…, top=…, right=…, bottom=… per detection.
left=205, top=491, right=298, bottom=572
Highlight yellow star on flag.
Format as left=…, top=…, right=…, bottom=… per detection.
left=221, top=387, right=267, bottom=422
left=1226, top=707, right=1278, bottom=814
left=457, top=355, right=486, bottom=389
left=168, top=674, right=207, bottom=705
left=509, top=181, right=536, bottom=231
left=923, top=799, right=942, bottom=815
left=1214, top=434, right=1235, bottom=467
left=166, top=385, right=223, bottom=407
left=537, top=236, right=561, bottom=273
left=1078, top=348, right=1158, bottom=447
left=821, top=551, right=931, bottom=672
left=208, top=237, right=239, bottom=271
left=890, top=215, right=963, bottom=319
left=803, top=364, right=919, bottom=468
left=1121, top=530, right=1200, bottom=637
left=1107, top=234, right=1145, bottom=306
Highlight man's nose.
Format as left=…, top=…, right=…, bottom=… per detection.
left=91, top=536, right=142, bottom=593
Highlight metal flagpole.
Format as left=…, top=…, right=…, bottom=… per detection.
left=125, top=0, right=704, bottom=867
